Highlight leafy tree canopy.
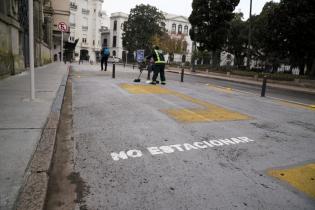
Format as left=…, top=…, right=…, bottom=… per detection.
left=189, top=0, right=240, bottom=52
left=122, top=4, right=165, bottom=54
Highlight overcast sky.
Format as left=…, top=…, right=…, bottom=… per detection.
left=102, top=0, right=279, bottom=20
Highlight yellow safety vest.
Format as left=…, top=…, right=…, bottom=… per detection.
left=154, top=50, right=166, bottom=64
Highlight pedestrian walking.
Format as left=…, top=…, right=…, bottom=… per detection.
left=101, top=45, right=110, bottom=71
left=146, top=46, right=166, bottom=85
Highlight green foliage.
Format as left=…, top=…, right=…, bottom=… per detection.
left=189, top=0, right=240, bottom=52
left=226, top=12, right=247, bottom=68
left=151, top=33, right=187, bottom=54
left=122, top=4, right=165, bottom=54
left=266, top=0, right=315, bottom=75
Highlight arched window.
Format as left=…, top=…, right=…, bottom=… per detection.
left=178, top=25, right=182, bottom=34
left=171, top=23, right=176, bottom=33
left=113, top=20, right=117, bottom=31
left=184, top=25, right=188, bottom=34
left=112, top=50, right=116, bottom=56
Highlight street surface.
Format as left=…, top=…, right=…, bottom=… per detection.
left=70, top=64, right=315, bottom=210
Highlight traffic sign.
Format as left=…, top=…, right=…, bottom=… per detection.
left=136, top=50, right=145, bottom=63
left=58, top=22, right=68, bottom=32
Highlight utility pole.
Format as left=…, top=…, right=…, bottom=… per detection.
left=247, top=0, right=253, bottom=70
left=29, top=0, right=35, bottom=100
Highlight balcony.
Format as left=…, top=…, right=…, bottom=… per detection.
left=82, top=8, right=90, bottom=15
left=82, top=26, right=88, bottom=31
left=70, top=23, right=76, bottom=28
left=70, top=2, right=77, bottom=10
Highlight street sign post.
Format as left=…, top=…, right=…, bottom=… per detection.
left=58, top=22, right=68, bottom=63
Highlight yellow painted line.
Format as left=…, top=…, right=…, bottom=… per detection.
left=120, top=84, right=172, bottom=94
left=275, top=100, right=315, bottom=111
left=207, top=84, right=233, bottom=94
left=268, top=163, right=315, bottom=199
left=120, top=83, right=251, bottom=123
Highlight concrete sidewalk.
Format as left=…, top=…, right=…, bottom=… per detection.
left=0, top=63, right=68, bottom=210
left=166, top=67, right=315, bottom=94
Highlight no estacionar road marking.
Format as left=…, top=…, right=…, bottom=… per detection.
left=111, top=136, right=254, bottom=161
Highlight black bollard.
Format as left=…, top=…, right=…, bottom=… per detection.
left=112, top=63, right=115, bottom=78
left=124, top=62, right=126, bottom=68
left=261, top=76, right=267, bottom=97
left=181, top=68, right=184, bottom=82
left=133, top=64, right=135, bottom=70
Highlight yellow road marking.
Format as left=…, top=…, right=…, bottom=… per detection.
left=120, top=84, right=251, bottom=123
left=268, top=163, right=315, bottom=199
left=207, top=84, right=233, bottom=94
left=120, top=84, right=172, bottom=94
left=275, top=100, right=315, bottom=111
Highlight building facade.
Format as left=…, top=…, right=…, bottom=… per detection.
left=101, top=11, right=193, bottom=63
left=0, top=0, right=71, bottom=77
left=69, top=0, right=109, bottom=63
left=51, top=0, right=70, bottom=62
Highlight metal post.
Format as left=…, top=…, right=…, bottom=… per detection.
left=29, top=0, right=35, bottom=100
left=133, top=64, right=134, bottom=69
left=181, top=68, right=184, bottom=82
left=112, top=63, right=115, bottom=78
left=61, top=31, right=63, bottom=63
left=261, top=76, right=267, bottom=97
left=247, top=0, right=253, bottom=70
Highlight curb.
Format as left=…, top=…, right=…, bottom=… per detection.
left=166, top=69, right=315, bottom=95
left=14, top=66, right=70, bottom=210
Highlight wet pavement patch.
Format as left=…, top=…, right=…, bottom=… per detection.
left=268, top=163, right=315, bottom=199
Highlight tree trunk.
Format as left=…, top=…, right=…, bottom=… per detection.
left=298, top=63, right=305, bottom=76
left=310, top=58, right=315, bottom=77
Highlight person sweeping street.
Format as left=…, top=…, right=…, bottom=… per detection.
left=146, top=45, right=166, bottom=85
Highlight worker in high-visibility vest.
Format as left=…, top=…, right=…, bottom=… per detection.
left=146, top=46, right=166, bottom=85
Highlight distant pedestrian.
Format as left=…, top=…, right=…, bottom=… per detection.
left=101, top=45, right=110, bottom=71
left=146, top=45, right=166, bottom=85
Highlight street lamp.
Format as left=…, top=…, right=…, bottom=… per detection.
left=247, top=0, right=253, bottom=70
left=29, top=0, right=35, bottom=100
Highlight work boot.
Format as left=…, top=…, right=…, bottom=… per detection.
left=161, top=81, right=166, bottom=85
left=149, top=81, right=156, bottom=85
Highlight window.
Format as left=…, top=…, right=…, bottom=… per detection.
left=113, top=36, right=117, bottom=47
left=172, top=23, right=176, bottom=33
left=113, top=50, right=116, bottom=56
left=69, top=36, right=75, bottom=42
left=178, top=25, right=182, bottom=34
left=103, top=38, right=107, bottom=46
left=82, top=38, right=87, bottom=43
left=93, top=40, right=95, bottom=45
left=70, top=14, right=75, bottom=24
left=184, top=25, right=188, bottom=34
left=113, top=20, right=117, bottom=31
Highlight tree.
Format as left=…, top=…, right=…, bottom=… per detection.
left=122, top=4, right=165, bottom=54
left=151, top=33, right=188, bottom=55
left=226, top=13, right=247, bottom=68
left=189, top=0, right=240, bottom=67
left=267, top=0, right=315, bottom=76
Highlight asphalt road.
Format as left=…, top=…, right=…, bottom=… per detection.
left=71, top=64, right=315, bottom=210
left=166, top=71, right=315, bottom=105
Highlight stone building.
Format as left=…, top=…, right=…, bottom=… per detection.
left=0, top=0, right=27, bottom=76
left=69, top=0, right=109, bottom=63
left=0, top=0, right=71, bottom=77
left=101, top=11, right=193, bottom=63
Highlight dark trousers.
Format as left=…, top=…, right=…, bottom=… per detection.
left=101, top=56, right=109, bottom=70
left=152, top=64, right=166, bottom=82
